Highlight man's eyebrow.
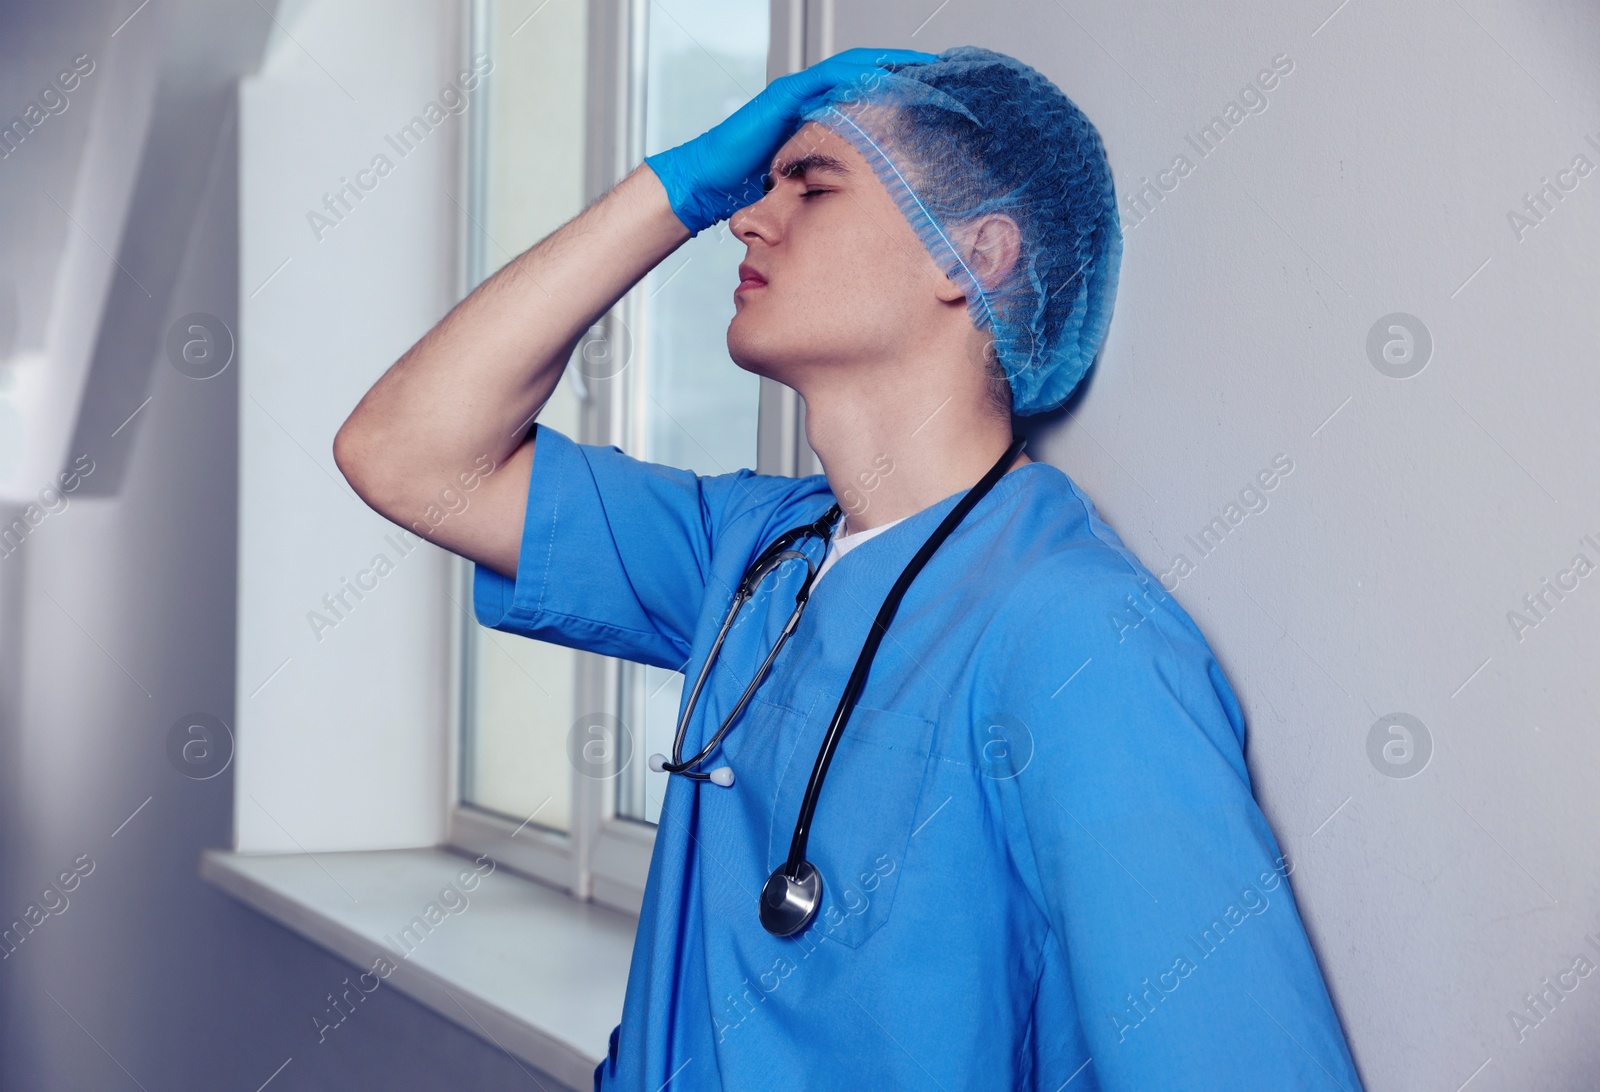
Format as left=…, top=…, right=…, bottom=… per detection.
left=771, top=152, right=851, bottom=179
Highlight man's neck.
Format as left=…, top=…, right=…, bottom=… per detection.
left=801, top=382, right=1031, bottom=534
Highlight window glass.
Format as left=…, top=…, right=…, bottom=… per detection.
left=617, top=0, right=769, bottom=825
left=460, top=0, right=592, bottom=834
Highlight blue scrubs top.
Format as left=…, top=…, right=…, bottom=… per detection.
left=474, top=424, right=1365, bottom=1092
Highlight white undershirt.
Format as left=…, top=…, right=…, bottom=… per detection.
left=813, top=512, right=907, bottom=589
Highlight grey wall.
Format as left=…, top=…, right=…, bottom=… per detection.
left=4, top=0, right=1597, bottom=1088
left=830, top=1, right=1600, bottom=1089
left=0, top=2, right=555, bottom=1088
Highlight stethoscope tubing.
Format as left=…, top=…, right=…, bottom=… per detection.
left=655, top=433, right=1029, bottom=939
left=660, top=504, right=844, bottom=780
left=777, top=433, right=1029, bottom=877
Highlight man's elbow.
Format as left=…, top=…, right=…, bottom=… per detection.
left=332, top=419, right=392, bottom=512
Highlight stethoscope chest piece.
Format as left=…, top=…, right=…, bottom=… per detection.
left=759, top=860, right=822, bottom=936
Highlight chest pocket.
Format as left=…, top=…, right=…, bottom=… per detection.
left=766, top=703, right=938, bottom=950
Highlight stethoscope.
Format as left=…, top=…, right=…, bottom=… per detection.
left=648, top=435, right=1028, bottom=937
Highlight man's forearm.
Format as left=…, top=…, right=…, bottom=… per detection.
left=334, top=163, right=690, bottom=506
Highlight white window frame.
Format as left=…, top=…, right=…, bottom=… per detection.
left=442, top=0, right=827, bottom=917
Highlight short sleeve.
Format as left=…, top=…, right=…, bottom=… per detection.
left=988, top=560, right=1364, bottom=1090
left=473, top=424, right=809, bottom=670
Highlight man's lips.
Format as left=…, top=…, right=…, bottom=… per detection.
left=735, top=263, right=767, bottom=294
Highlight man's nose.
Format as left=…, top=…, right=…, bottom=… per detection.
left=729, top=190, right=779, bottom=243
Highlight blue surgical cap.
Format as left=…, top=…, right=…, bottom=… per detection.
left=801, top=46, right=1123, bottom=415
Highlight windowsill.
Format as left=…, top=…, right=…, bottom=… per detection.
left=200, top=846, right=634, bottom=1091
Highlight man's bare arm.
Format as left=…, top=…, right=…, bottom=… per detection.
left=333, top=164, right=690, bottom=579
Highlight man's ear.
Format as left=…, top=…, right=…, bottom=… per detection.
left=933, top=213, right=1023, bottom=302
left=963, top=213, right=1022, bottom=291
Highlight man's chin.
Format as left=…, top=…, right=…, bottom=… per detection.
left=726, top=322, right=789, bottom=383
left=728, top=355, right=771, bottom=382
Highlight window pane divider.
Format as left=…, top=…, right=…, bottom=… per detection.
left=449, top=0, right=800, bottom=918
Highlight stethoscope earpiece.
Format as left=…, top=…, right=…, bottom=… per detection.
left=649, top=753, right=735, bottom=787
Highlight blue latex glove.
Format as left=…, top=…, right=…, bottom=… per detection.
left=644, top=47, right=939, bottom=236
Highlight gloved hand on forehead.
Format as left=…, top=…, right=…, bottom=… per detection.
left=644, top=47, right=937, bottom=237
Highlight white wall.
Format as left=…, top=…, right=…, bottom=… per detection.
left=236, top=0, right=470, bottom=852
left=2, top=2, right=562, bottom=1087
left=830, top=2, right=1600, bottom=1089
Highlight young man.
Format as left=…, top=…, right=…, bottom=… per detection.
left=336, top=46, right=1363, bottom=1092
